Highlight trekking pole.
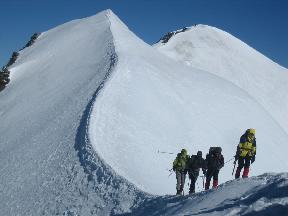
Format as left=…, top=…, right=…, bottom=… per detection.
left=200, top=175, right=205, bottom=189
left=157, top=150, right=174, bottom=154
left=232, top=160, right=236, bottom=176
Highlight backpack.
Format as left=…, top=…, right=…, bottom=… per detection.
left=188, top=155, right=205, bottom=171
left=207, top=147, right=224, bottom=170
left=209, top=147, right=222, bottom=155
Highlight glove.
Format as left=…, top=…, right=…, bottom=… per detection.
left=234, top=155, right=239, bottom=161
left=251, top=156, right=255, bottom=164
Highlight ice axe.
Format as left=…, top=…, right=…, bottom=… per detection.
left=168, top=168, right=174, bottom=177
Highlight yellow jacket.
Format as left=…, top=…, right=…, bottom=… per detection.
left=237, top=134, right=256, bottom=157
left=173, top=152, right=189, bottom=171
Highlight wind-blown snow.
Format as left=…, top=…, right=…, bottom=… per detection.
left=1, top=9, right=288, bottom=215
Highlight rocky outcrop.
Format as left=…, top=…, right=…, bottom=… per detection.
left=0, top=33, right=40, bottom=91
left=0, top=67, right=10, bottom=91
left=20, top=33, right=41, bottom=51
left=158, top=26, right=191, bottom=44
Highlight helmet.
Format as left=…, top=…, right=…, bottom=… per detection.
left=247, top=128, right=256, bottom=135
left=197, top=151, right=202, bottom=157
left=181, top=149, right=187, bottom=155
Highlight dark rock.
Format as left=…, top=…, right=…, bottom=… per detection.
left=158, top=27, right=191, bottom=44
left=0, top=67, right=10, bottom=89
left=1, top=32, right=40, bottom=91
left=6, top=51, right=19, bottom=67
left=21, top=33, right=40, bottom=50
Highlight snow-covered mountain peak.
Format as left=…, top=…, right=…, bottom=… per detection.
left=156, top=24, right=266, bottom=60
left=0, top=10, right=144, bottom=215
left=156, top=24, right=288, bottom=134
left=1, top=10, right=288, bottom=215
left=89, top=12, right=288, bottom=196
left=155, top=23, right=286, bottom=70
left=156, top=24, right=229, bottom=45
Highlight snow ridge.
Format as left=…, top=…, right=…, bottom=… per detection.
left=1, top=9, right=288, bottom=216
left=74, top=41, right=146, bottom=215
left=0, top=10, right=146, bottom=216
left=121, top=173, right=288, bottom=216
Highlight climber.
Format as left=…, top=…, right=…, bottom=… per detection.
left=205, top=147, right=224, bottom=190
left=187, top=151, right=206, bottom=194
left=234, top=128, right=256, bottom=179
left=173, top=148, right=189, bottom=195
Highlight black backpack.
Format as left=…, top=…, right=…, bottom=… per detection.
left=209, top=147, right=222, bottom=155
left=207, top=147, right=224, bottom=169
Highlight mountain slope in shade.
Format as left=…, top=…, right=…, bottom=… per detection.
left=124, top=173, right=288, bottom=216
left=155, top=24, right=288, bottom=134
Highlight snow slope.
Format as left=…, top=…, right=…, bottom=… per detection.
left=1, top=9, right=288, bottom=215
left=155, top=25, right=288, bottom=134
left=0, top=10, right=144, bottom=216
left=89, top=12, right=288, bottom=195
left=125, top=173, right=288, bottom=216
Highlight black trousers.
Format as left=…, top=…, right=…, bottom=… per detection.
left=188, top=170, right=199, bottom=193
left=206, top=169, right=219, bottom=182
left=238, top=156, right=251, bottom=169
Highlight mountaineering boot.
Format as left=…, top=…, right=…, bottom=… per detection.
left=205, top=181, right=210, bottom=190
left=242, top=168, right=249, bottom=178
left=189, top=189, right=195, bottom=194
left=176, top=190, right=182, bottom=195
left=212, top=179, right=218, bottom=189
left=235, top=167, right=241, bottom=179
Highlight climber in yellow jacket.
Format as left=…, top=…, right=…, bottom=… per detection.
left=234, top=129, right=256, bottom=178
left=173, top=149, right=189, bottom=195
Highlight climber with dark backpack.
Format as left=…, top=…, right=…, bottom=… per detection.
left=187, top=151, right=206, bottom=194
left=204, top=147, right=224, bottom=190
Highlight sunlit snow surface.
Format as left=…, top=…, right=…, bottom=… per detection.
left=155, top=24, right=288, bottom=133
left=0, top=9, right=288, bottom=215
left=89, top=11, right=288, bottom=195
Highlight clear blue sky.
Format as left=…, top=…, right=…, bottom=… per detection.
left=1, top=0, right=287, bottom=68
